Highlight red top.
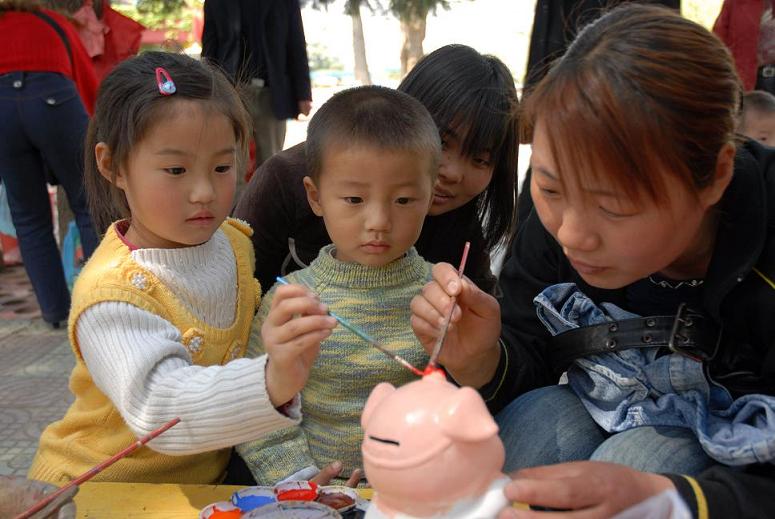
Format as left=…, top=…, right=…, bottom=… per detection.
left=0, top=9, right=98, bottom=113
left=713, top=0, right=767, bottom=91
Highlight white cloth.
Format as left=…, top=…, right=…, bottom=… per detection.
left=366, top=477, right=510, bottom=519
left=77, top=229, right=300, bottom=454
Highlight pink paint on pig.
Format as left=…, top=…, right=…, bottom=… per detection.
left=361, top=371, right=510, bottom=518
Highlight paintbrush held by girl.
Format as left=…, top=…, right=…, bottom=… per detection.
left=28, top=52, right=338, bottom=485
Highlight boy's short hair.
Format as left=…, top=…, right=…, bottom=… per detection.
left=305, top=85, right=441, bottom=180
left=742, top=90, right=775, bottom=115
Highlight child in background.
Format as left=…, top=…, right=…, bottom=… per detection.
left=237, top=86, right=441, bottom=486
left=740, top=90, right=775, bottom=144
left=28, top=52, right=336, bottom=485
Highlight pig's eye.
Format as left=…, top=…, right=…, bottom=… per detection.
left=368, top=435, right=400, bottom=446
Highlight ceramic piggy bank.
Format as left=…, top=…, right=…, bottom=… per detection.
left=361, top=370, right=510, bottom=518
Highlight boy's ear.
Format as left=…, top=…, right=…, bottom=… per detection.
left=95, top=142, right=126, bottom=190
left=700, top=142, right=735, bottom=209
left=303, top=176, right=323, bottom=216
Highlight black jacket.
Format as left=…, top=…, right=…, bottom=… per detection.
left=482, top=140, right=775, bottom=517
left=232, top=143, right=497, bottom=295
left=201, top=0, right=311, bottom=119
left=525, top=0, right=680, bottom=90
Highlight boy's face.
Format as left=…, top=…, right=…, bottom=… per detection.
left=304, top=144, right=434, bottom=267
left=741, top=110, right=775, bottom=145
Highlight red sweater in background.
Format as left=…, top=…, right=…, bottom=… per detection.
left=0, top=9, right=98, bottom=114
left=713, top=0, right=766, bottom=91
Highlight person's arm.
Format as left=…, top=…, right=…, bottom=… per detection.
left=711, top=0, right=731, bottom=42
left=77, top=302, right=299, bottom=454
left=233, top=145, right=306, bottom=293
left=55, top=10, right=98, bottom=114
left=78, top=285, right=334, bottom=454
left=200, top=0, right=218, bottom=61
left=478, top=210, right=558, bottom=413
left=238, top=287, right=319, bottom=484
left=284, top=0, right=312, bottom=112
left=666, top=464, right=775, bottom=519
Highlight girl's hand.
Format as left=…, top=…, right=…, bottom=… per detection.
left=311, top=461, right=364, bottom=487
left=263, top=284, right=336, bottom=406
left=410, top=262, right=502, bottom=387
left=497, top=461, right=676, bottom=519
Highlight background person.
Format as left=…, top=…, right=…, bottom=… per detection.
left=0, top=0, right=99, bottom=328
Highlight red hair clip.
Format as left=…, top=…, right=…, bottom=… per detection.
left=155, top=67, right=176, bottom=96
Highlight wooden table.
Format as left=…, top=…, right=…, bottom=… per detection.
left=74, top=482, right=373, bottom=518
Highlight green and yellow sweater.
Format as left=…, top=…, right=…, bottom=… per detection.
left=237, top=244, right=432, bottom=485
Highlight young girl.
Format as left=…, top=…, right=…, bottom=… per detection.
left=28, top=52, right=336, bottom=485
left=412, top=5, right=775, bottom=518
left=234, top=44, right=519, bottom=295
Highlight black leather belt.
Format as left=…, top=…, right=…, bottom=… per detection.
left=548, top=303, right=721, bottom=375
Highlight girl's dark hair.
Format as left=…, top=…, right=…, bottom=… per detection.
left=305, top=85, right=440, bottom=181
left=84, top=51, right=251, bottom=233
left=398, top=44, right=519, bottom=252
left=520, top=4, right=740, bottom=206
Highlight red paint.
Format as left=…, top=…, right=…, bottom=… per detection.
left=422, top=366, right=445, bottom=377
left=209, top=508, right=241, bottom=519
left=274, top=481, right=319, bottom=501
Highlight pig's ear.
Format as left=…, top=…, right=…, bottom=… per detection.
left=361, top=382, right=396, bottom=428
left=439, top=387, right=499, bottom=442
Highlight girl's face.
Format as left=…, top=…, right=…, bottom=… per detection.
left=103, top=100, right=237, bottom=249
left=530, top=119, right=722, bottom=289
left=428, top=128, right=494, bottom=216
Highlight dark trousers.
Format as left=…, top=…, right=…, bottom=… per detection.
left=0, top=72, right=98, bottom=323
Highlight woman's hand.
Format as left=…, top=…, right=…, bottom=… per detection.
left=311, top=461, right=364, bottom=487
left=498, top=461, right=676, bottom=518
left=410, top=262, right=502, bottom=387
left=263, top=284, right=336, bottom=406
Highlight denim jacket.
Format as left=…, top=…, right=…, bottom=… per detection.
left=535, top=283, right=775, bottom=466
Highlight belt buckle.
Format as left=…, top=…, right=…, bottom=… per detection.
left=250, top=77, right=266, bottom=87
left=668, top=303, right=711, bottom=362
left=763, top=65, right=775, bottom=78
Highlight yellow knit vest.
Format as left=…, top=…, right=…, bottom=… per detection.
left=28, top=218, right=261, bottom=484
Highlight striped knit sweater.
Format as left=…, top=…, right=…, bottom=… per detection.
left=237, top=244, right=432, bottom=485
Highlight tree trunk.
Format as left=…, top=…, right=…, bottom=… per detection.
left=351, top=7, right=372, bottom=85
left=399, top=11, right=426, bottom=77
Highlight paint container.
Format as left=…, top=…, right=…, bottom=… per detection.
left=232, top=486, right=276, bottom=512
left=316, top=486, right=358, bottom=513
left=243, top=500, right=341, bottom=518
left=199, top=500, right=242, bottom=519
left=274, top=480, right=319, bottom=501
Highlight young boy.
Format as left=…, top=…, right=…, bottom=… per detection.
left=740, top=90, right=775, bottom=145
left=237, top=86, right=441, bottom=485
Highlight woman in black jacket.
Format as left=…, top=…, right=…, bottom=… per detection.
left=411, top=5, right=775, bottom=517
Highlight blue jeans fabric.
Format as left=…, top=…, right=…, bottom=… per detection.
left=524, top=283, right=775, bottom=466
left=0, top=72, right=98, bottom=323
left=496, top=385, right=716, bottom=475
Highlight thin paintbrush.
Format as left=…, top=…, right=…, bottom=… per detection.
left=14, top=417, right=181, bottom=519
left=427, top=241, right=471, bottom=369
left=275, top=276, right=424, bottom=376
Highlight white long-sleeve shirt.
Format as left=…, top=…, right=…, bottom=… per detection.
left=76, top=229, right=299, bottom=454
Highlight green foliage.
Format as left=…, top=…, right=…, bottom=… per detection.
left=113, top=0, right=202, bottom=33
left=307, top=42, right=344, bottom=70
left=389, top=0, right=450, bottom=20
